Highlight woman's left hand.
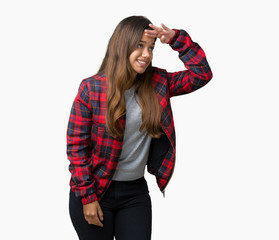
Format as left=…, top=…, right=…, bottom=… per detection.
left=144, top=23, right=175, bottom=44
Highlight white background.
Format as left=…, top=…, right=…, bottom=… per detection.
left=1, top=0, right=278, bottom=239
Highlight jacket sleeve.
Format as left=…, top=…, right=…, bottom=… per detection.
left=66, top=79, right=98, bottom=204
left=167, top=29, right=213, bottom=97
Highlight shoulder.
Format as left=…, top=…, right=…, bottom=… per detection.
left=82, top=72, right=106, bottom=85
left=79, top=72, right=106, bottom=93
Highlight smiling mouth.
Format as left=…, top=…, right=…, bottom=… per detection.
left=137, top=59, right=148, bottom=66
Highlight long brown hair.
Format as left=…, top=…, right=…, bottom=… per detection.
left=98, top=16, right=162, bottom=138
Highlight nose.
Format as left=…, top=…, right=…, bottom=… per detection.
left=142, top=47, right=150, bottom=58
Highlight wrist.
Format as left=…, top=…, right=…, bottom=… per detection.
left=168, top=29, right=179, bottom=44
left=81, top=193, right=98, bottom=205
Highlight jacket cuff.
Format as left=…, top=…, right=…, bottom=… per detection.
left=81, top=193, right=98, bottom=205
left=168, top=29, right=180, bottom=45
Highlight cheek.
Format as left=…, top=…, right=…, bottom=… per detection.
left=129, top=51, right=137, bottom=64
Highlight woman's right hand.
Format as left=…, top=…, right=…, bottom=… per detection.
left=83, top=201, right=104, bottom=227
left=145, top=23, right=175, bottom=44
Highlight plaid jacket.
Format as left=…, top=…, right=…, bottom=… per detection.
left=67, top=29, right=213, bottom=205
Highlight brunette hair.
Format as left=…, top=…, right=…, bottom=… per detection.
left=98, top=16, right=162, bottom=138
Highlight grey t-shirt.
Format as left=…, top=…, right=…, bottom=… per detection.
left=112, top=86, right=152, bottom=181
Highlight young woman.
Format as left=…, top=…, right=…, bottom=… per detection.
left=67, top=15, right=212, bottom=240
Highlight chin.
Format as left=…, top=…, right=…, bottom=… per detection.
left=137, top=70, right=146, bottom=74
left=135, top=66, right=149, bottom=74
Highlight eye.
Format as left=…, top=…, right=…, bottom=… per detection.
left=137, top=44, right=143, bottom=48
left=149, top=47, right=154, bottom=52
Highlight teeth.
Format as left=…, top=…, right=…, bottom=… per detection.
left=137, top=60, right=146, bottom=64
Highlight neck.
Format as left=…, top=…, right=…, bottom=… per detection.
left=131, top=71, right=137, bottom=82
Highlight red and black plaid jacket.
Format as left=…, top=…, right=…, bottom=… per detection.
left=67, top=29, right=213, bottom=205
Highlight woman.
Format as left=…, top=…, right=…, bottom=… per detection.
left=67, top=15, right=212, bottom=240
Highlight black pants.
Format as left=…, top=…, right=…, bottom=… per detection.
left=69, top=177, right=152, bottom=240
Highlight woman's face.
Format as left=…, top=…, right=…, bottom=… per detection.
left=129, top=32, right=155, bottom=74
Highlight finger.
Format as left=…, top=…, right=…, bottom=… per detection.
left=148, top=23, right=162, bottom=32
left=160, top=35, right=168, bottom=44
left=156, top=32, right=165, bottom=38
left=144, top=29, right=158, bottom=35
left=94, top=218, right=104, bottom=227
left=84, top=212, right=103, bottom=227
left=144, top=31, right=158, bottom=38
left=161, top=23, right=170, bottom=31
left=145, top=33, right=158, bottom=38
left=90, top=216, right=104, bottom=227
left=98, top=206, right=104, bottom=222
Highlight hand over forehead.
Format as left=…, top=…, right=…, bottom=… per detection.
left=144, top=23, right=175, bottom=44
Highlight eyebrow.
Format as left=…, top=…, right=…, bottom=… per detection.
left=139, top=40, right=155, bottom=45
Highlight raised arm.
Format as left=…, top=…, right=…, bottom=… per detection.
left=145, top=24, right=213, bottom=97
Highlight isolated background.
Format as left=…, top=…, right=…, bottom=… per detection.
left=1, top=0, right=278, bottom=239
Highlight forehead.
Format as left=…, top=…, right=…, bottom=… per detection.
left=140, top=32, right=155, bottom=45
